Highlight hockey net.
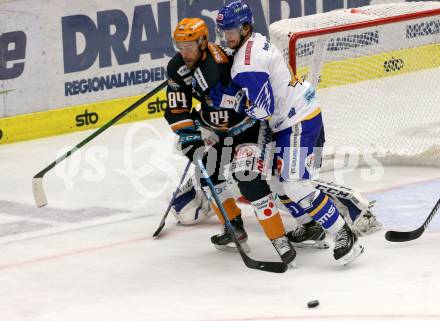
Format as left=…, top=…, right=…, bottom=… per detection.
left=269, top=1, right=440, bottom=169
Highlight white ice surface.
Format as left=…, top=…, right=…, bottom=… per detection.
left=0, top=118, right=439, bottom=321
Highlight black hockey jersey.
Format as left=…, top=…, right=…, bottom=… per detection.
left=164, top=43, right=254, bottom=136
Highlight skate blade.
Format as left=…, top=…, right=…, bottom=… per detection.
left=337, top=243, right=364, bottom=266
left=291, top=240, right=329, bottom=250
left=214, top=241, right=251, bottom=254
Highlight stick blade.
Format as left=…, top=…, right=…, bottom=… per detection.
left=32, top=177, right=48, bottom=207
left=152, top=223, right=165, bottom=237
left=385, top=229, right=423, bottom=242
left=244, top=258, right=288, bottom=273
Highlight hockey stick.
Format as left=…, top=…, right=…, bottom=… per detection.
left=195, top=158, right=288, bottom=273
left=385, top=198, right=440, bottom=242
left=32, top=80, right=168, bottom=207
left=153, top=159, right=192, bottom=237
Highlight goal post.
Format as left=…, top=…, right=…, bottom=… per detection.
left=269, top=1, right=440, bottom=169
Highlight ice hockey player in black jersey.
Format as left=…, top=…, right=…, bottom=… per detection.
left=164, top=18, right=296, bottom=264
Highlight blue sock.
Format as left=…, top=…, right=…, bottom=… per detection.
left=278, top=194, right=312, bottom=224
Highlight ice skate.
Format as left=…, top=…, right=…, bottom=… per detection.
left=272, top=236, right=296, bottom=266
left=333, top=223, right=364, bottom=266
left=211, top=215, right=250, bottom=253
left=286, top=220, right=329, bottom=249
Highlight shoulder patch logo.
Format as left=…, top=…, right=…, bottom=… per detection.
left=263, top=40, right=270, bottom=51
left=207, top=43, right=228, bottom=64
left=194, top=68, right=209, bottom=91
left=183, top=76, right=193, bottom=86
left=177, top=65, right=191, bottom=76
left=167, top=79, right=181, bottom=90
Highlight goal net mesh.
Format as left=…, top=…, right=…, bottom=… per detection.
left=269, top=1, right=440, bottom=169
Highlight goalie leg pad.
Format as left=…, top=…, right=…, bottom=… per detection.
left=312, top=179, right=382, bottom=236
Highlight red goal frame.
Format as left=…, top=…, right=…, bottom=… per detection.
left=288, top=8, right=440, bottom=74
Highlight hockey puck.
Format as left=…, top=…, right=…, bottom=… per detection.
left=307, top=300, right=319, bottom=308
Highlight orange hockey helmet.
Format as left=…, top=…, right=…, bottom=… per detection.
left=173, top=18, right=209, bottom=43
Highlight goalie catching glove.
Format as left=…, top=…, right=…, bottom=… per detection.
left=170, top=175, right=216, bottom=225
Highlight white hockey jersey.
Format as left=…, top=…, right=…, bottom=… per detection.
left=231, top=33, right=319, bottom=133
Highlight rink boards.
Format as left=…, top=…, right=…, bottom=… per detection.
left=2, top=44, right=437, bottom=145
left=0, top=90, right=168, bottom=144
left=0, top=0, right=439, bottom=145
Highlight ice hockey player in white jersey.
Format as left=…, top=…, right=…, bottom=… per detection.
left=211, top=1, right=365, bottom=265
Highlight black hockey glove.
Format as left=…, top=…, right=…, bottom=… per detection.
left=178, top=128, right=205, bottom=163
